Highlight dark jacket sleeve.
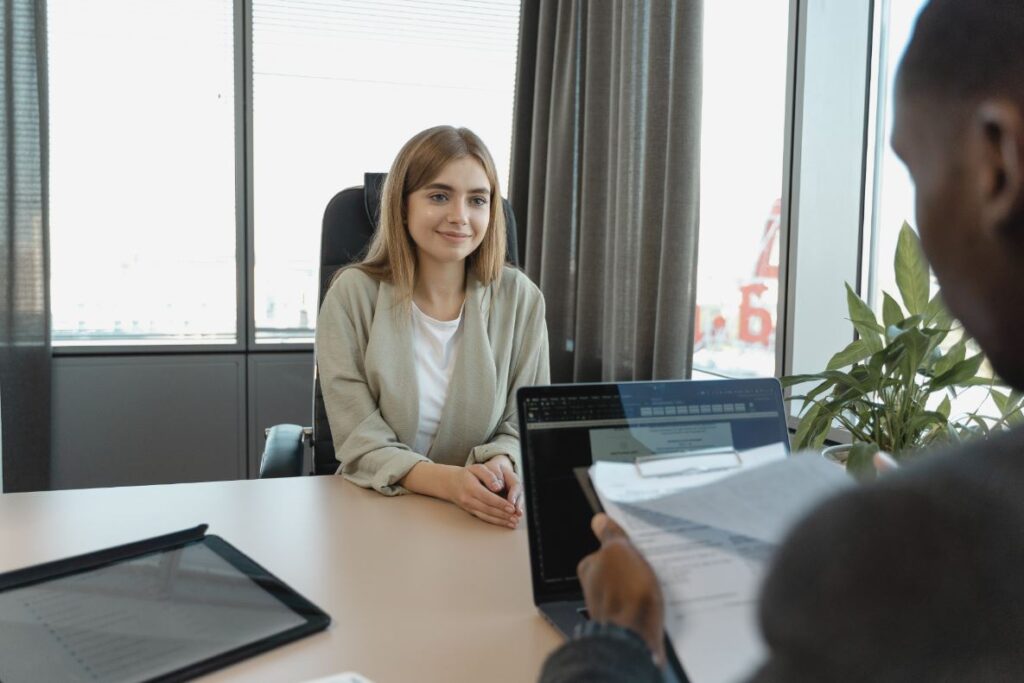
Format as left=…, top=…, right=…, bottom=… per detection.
left=539, top=633, right=662, bottom=683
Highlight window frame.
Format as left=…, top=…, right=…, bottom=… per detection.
left=49, top=0, right=252, bottom=356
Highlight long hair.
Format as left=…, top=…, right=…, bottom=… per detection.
left=355, top=126, right=507, bottom=300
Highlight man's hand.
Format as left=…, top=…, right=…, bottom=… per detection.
left=446, top=463, right=522, bottom=528
left=577, top=514, right=666, bottom=666
left=874, top=451, right=899, bottom=474
left=481, top=454, right=524, bottom=515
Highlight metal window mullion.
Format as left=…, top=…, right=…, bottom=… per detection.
left=784, top=0, right=874, bottom=382
left=235, top=0, right=253, bottom=351
left=776, top=0, right=803, bottom=379
left=861, top=0, right=891, bottom=310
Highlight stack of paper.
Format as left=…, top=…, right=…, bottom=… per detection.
left=589, top=445, right=851, bottom=683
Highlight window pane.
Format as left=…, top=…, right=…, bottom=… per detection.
left=252, top=0, right=522, bottom=344
left=867, top=0, right=928, bottom=311
left=48, top=0, right=237, bottom=346
left=693, top=1, right=790, bottom=377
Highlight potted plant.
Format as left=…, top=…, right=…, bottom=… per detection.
left=782, top=223, right=1023, bottom=479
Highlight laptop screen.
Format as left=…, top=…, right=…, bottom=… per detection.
left=518, top=379, right=790, bottom=604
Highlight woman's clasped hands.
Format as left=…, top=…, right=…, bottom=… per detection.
left=447, top=454, right=524, bottom=529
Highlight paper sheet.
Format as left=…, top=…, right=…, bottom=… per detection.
left=590, top=449, right=851, bottom=683
left=591, top=442, right=789, bottom=504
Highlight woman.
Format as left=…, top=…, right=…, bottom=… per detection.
left=315, top=126, right=550, bottom=528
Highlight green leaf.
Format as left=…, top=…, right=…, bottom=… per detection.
left=804, top=378, right=838, bottom=407
left=882, top=292, right=904, bottom=328
left=895, top=222, right=930, bottom=315
left=965, top=414, right=992, bottom=436
left=845, top=283, right=884, bottom=351
left=923, top=324, right=950, bottom=349
left=959, top=375, right=1007, bottom=388
left=923, top=291, right=951, bottom=328
left=788, top=377, right=841, bottom=413
left=907, top=410, right=948, bottom=434
left=819, top=369, right=874, bottom=394
left=866, top=348, right=886, bottom=383
left=937, top=395, right=951, bottom=419
left=826, top=339, right=873, bottom=371
left=992, top=391, right=1010, bottom=417
left=793, top=402, right=824, bottom=450
left=1005, top=390, right=1024, bottom=416
left=897, top=328, right=930, bottom=374
left=932, top=338, right=967, bottom=378
left=780, top=374, right=829, bottom=389
left=846, top=442, right=880, bottom=482
left=929, top=353, right=985, bottom=390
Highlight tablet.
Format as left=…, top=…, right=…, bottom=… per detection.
left=0, top=525, right=330, bottom=683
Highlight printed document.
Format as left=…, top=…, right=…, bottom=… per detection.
left=590, top=446, right=851, bottom=683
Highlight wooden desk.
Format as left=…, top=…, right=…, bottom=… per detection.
left=0, top=477, right=563, bottom=682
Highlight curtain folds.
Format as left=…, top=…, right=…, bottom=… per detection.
left=0, top=0, right=50, bottom=492
left=510, top=0, right=703, bottom=383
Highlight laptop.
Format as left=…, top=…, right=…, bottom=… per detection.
left=517, top=378, right=790, bottom=681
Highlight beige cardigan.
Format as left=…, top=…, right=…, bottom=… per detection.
left=315, top=266, right=550, bottom=495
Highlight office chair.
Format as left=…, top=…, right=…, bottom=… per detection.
left=258, top=172, right=520, bottom=478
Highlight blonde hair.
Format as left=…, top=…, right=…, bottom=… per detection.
left=355, top=126, right=508, bottom=299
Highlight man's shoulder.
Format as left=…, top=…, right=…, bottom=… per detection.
left=912, top=424, right=1024, bottom=479
left=756, top=426, right=1024, bottom=680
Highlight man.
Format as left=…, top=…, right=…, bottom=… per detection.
left=540, top=0, right=1024, bottom=680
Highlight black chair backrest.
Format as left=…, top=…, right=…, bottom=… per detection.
left=312, top=173, right=519, bottom=475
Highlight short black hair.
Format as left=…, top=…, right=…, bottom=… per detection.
left=899, top=0, right=1024, bottom=104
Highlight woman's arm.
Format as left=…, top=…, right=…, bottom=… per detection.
left=466, top=290, right=551, bottom=473
left=316, top=273, right=428, bottom=495
left=400, top=461, right=521, bottom=528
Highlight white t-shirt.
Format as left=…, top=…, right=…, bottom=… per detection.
left=411, top=302, right=464, bottom=456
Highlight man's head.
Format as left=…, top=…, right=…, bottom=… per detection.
left=891, top=0, right=1024, bottom=389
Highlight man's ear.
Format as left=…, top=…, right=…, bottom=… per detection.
left=975, top=100, right=1024, bottom=235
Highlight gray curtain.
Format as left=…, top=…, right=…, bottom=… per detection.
left=510, top=0, right=703, bottom=383
left=0, top=0, right=49, bottom=492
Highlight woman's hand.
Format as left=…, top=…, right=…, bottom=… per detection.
left=446, top=463, right=522, bottom=528
left=480, top=454, right=524, bottom=515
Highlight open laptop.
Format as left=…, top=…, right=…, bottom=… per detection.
left=517, top=378, right=790, bottom=681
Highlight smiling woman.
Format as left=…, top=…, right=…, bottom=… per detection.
left=314, top=126, right=551, bottom=529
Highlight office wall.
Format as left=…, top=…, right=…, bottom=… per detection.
left=246, top=353, right=315, bottom=478
left=51, top=352, right=313, bottom=489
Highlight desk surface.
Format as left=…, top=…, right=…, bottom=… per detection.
left=0, top=476, right=563, bottom=683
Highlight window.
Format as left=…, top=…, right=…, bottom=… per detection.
left=48, top=0, right=237, bottom=345
left=692, top=0, right=791, bottom=378
left=251, top=0, right=522, bottom=343
left=863, top=0, right=929, bottom=312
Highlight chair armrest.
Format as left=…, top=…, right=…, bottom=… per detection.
left=259, top=424, right=308, bottom=478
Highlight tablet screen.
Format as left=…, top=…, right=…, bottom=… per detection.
left=0, top=538, right=314, bottom=683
